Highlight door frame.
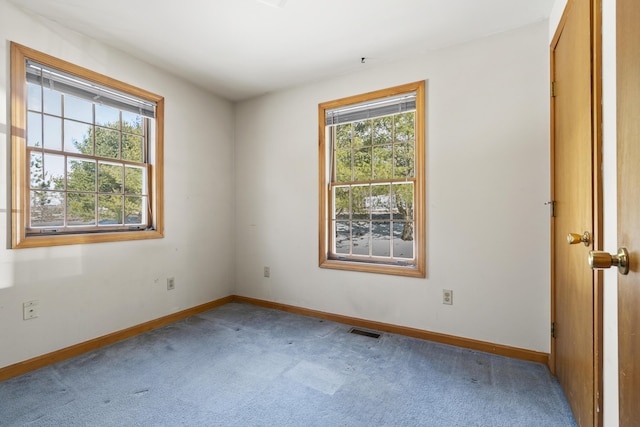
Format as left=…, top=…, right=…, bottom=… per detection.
left=549, top=0, right=603, bottom=424
left=616, top=0, right=640, bottom=422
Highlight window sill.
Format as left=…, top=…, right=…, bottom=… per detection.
left=319, top=258, right=425, bottom=278
left=13, top=229, right=164, bottom=249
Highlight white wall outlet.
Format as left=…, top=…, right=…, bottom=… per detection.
left=167, top=277, right=175, bottom=290
left=442, top=289, right=453, bottom=305
left=264, top=266, right=270, bottom=278
left=23, top=300, right=39, bottom=320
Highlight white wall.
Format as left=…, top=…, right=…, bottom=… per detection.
left=549, top=0, right=569, bottom=40
left=0, top=0, right=236, bottom=369
left=235, top=21, right=551, bottom=352
left=549, top=0, right=619, bottom=424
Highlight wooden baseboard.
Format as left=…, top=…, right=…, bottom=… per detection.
left=232, top=295, right=550, bottom=365
left=0, top=293, right=549, bottom=382
left=0, top=296, right=234, bottom=382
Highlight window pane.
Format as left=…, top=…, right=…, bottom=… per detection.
left=43, top=154, right=65, bottom=190
left=394, top=112, right=415, bottom=143
left=333, top=186, right=350, bottom=220
left=122, top=111, right=143, bottom=135
left=43, top=115, right=62, bottom=151
left=335, top=149, right=352, bottom=182
left=67, top=193, right=96, bottom=226
left=372, top=145, right=393, bottom=180
left=334, top=221, right=350, bottom=255
left=28, top=82, right=41, bottom=112
left=30, top=190, right=64, bottom=227
left=122, top=133, right=144, bottom=162
left=336, top=123, right=351, bottom=149
left=64, top=94, right=93, bottom=123
left=125, top=196, right=145, bottom=224
left=352, top=185, right=370, bottom=220
left=370, top=184, right=390, bottom=220
left=67, top=158, right=96, bottom=192
left=393, top=221, right=414, bottom=259
left=30, top=152, right=43, bottom=188
left=373, top=116, right=393, bottom=145
left=392, top=183, right=414, bottom=220
left=124, top=165, right=145, bottom=195
left=353, top=120, right=372, bottom=147
left=353, top=147, right=372, bottom=181
left=27, top=111, right=42, bottom=147
left=43, top=88, right=62, bottom=116
left=98, top=195, right=123, bottom=225
left=372, top=221, right=391, bottom=257
left=98, top=162, right=123, bottom=193
left=95, top=104, right=120, bottom=128
left=352, top=221, right=370, bottom=255
left=394, top=142, right=415, bottom=178
left=64, top=120, right=93, bottom=155
left=406, top=142, right=415, bottom=177
left=95, top=127, right=121, bottom=159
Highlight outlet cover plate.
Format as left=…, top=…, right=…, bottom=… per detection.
left=442, top=289, right=453, bottom=305
left=23, top=300, right=39, bottom=320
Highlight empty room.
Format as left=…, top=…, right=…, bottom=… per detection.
left=0, top=0, right=637, bottom=426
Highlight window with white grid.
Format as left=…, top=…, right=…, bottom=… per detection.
left=319, top=82, right=425, bottom=277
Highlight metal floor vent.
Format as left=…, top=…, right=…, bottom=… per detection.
left=349, top=328, right=381, bottom=339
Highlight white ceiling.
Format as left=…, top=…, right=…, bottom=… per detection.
left=9, top=0, right=555, bottom=101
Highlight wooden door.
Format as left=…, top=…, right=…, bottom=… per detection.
left=617, top=0, right=640, bottom=424
left=551, top=0, right=602, bottom=425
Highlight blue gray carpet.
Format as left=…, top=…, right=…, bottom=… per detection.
left=0, top=302, right=576, bottom=426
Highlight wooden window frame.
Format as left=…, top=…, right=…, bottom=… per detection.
left=10, top=42, right=164, bottom=248
left=318, top=81, right=426, bottom=277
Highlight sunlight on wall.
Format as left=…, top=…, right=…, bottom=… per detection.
left=0, top=100, right=12, bottom=289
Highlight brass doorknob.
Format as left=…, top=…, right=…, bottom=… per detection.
left=567, top=231, right=591, bottom=246
left=588, top=248, right=629, bottom=275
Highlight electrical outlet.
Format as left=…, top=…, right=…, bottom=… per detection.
left=167, top=277, right=175, bottom=290
left=23, top=300, right=39, bottom=320
left=264, top=267, right=270, bottom=278
left=442, top=289, right=453, bottom=305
